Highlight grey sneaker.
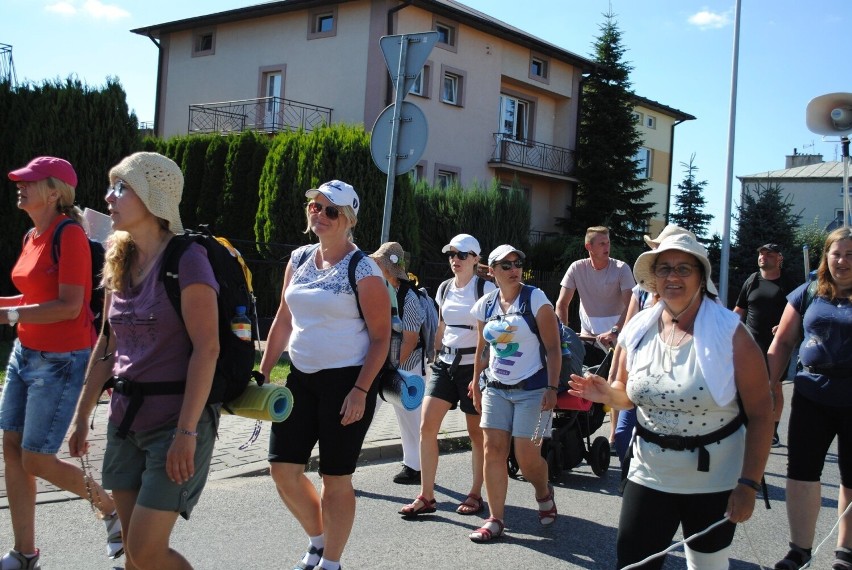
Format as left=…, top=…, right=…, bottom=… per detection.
left=104, top=512, right=125, bottom=559
left=771, top=434, right=782, bottom=448
left=0, top=549, right=41, bottom=569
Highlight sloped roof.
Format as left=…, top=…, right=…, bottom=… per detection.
left=738, top=161, right=845, bottom=180
left=631, top=93, right=695, bottom=122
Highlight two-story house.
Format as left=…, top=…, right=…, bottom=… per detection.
left=132, top=0, right=692, bottom=237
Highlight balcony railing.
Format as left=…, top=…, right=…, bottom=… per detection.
left=489, top=133, right=575, bottom=177
left=188, top=97, right=332, bottom=135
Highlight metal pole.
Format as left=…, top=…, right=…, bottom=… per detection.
left=718, top=0, right=742, bottom=306
left=803, top=244, right=810, bottom=282
left=380, top=36, right=409, bottom=245
left=842, top=136, right=850, bottom=227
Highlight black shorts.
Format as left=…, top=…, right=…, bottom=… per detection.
left=425, top=360, right=478, bottom=415
left=268, top=365, right=378, bottom=476
left=787, top=389, right=852, bottom=487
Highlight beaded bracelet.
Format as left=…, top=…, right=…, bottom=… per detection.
left=737, top=477, right=761, bottom=492
left=176, top=428, right=199, bottom=437
left=352, top=385, right=369, bottom=395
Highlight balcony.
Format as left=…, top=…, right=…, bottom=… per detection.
left=489, top=133, right=575, bottom=178
left=188, top=97, right=332, bottom=135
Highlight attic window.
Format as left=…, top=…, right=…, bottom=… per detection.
left=433, top=17, right=458, bottom=53
left=192, top=29, right=215, bottom=57
left=308, top=6, right=338, bottom=39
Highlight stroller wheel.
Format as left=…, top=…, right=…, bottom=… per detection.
left=507, top=441, right=521, bottom=479
left=546, top=441, right=563, bottom=482
left=589, top=436, right=611, bottom=477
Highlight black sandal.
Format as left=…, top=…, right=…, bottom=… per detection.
left=294, top=545, right=324, bottom=570
left=774, top=543, right=812, bottom=570
left=833, top=548, right=852, bottom=570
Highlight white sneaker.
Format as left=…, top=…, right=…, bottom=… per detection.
left=103, top=512, right=124, bottom=559
left=0, top=549, right=41, bottom=570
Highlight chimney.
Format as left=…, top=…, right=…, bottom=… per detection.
left=786, top=153, right=824, bottom=168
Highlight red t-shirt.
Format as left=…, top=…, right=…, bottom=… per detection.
left=11, top=215, right=95, bottom=351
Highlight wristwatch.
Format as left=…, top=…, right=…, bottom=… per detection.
left=610, top=326, right=619, bottom=335
left=7, top=308, right=19, bottom=327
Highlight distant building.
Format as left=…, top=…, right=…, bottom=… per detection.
left=738, top=150, right=850, bottom=230
left=132, top=0, right=692, bottom=237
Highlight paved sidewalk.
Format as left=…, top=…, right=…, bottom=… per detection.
left=0, top=398, right=470, bottom=508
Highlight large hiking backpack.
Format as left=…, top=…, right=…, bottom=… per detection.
left=396, top=280, right=439, bottom=373
left=26, top=218, right=106, bottom=333
left=483, top=284, right=584, bottom=389
left=159, top=228, right=260, bottom=407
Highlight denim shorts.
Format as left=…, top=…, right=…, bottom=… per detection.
left=0, top=340, right=90, bottom=454
left=102, top=406, right=219, bottom=520
left=480, top=385, right=548, bottom=438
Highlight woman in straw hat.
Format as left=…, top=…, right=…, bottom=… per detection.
left=467, top=244, right=560, bottom=543
left=767, top=227, right=852, bottom=570
left=1, top=156, right=120, bottom=569
left=569, top=233, right=773, bottom=569
left=69, top=152, right=220, bottom=570
left=259, top=181, right=389, bottom=570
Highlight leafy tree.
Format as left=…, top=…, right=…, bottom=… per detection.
left=670, top=154, right=713, bottom=240
left=728, top=181, right=801, bottom=302
left=562, top=12, right=654, bottom=245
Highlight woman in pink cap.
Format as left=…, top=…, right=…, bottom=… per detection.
left=0, top=157, right=121, bottom=569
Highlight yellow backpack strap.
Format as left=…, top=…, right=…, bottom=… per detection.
left=214, top=236, right=254, bottom=294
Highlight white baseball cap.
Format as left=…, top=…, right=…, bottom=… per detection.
left=305, top=180, right=360, bottom=215
left=441, top=233, right=481, bottom=255
left=488, top=244, right=526, bottom=266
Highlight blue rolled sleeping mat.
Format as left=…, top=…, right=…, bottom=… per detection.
left=379, top=368, right=425, bottom=411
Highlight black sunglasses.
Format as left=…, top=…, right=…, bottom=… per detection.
left=307, top=201, right=340, bottom=220
left=447, top=251, right=472, bottom=260
left=496, top=259, right=524, bottom=270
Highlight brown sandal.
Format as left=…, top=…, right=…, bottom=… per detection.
left=537, top=483, right=557, bottom=526
left=456, top=493, right=484, bottom=515
left=469, top=517, right=505, bottom=543
left=398, top=495, right=437, bottom=518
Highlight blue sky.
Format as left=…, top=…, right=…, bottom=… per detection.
left=2, top=0, right=848, bottom=237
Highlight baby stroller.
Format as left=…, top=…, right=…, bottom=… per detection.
left=508, top=345, right=613, bottom=481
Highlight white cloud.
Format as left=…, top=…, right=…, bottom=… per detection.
left=687, top=9, right=732, bottom=30
left=82, top=0, right=130, bottom=20
left=45, top=1, right=77, bottom=15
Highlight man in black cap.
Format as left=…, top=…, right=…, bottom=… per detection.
left=734, top=243, right=791, bottom=447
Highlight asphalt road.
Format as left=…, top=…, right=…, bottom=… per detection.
left=0, top=381, right=845, bottom=569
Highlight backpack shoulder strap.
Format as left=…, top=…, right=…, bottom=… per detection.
left=159, top=234, right=195, bottom=321
left=518, top=284, right=539, bottom=337
left=50, top=218, right=79, bottom=263
left=800, top=280, right=818, bottom=319
left=347, top=249, right=367, bottom=320
left=475, top=276, right=486, bottom=299
left=483, top=288, right=501, bottom=320
left=396, top=279, right=411, bottom=321
left=293, top=243, right=321, bottom=272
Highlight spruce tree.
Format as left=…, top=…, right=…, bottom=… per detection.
left=565, top=12, right=654, bottom=245
left=670, top=154, right=713, bottom=240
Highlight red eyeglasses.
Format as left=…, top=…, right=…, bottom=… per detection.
left=307, top=202, right=340, bottom=220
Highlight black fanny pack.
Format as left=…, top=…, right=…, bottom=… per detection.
left=633, top=412, right=744, bottom=472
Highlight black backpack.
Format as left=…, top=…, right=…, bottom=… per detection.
left=436, top=275, right=487, bottom=330
left=26, top=218, right=106, bottom=333
left=159, top=228, right=261, bottom=407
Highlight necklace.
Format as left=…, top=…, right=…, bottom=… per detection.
left=660, top=318, right=692, bottom=373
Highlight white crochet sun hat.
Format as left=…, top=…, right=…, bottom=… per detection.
left=109, top=152, right=184, bottom=234
left=633, top=233, right=718, bottom=296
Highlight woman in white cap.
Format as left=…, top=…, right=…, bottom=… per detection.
left=467, top=244, right=560, bottom=542
left=369, top=241, right=426, bottom=486
left=260, top=180, right=389, bottom=570
left=69, top=151, right=220, bottom=570
left=399, top=233, right=495, bottom=518
left=569, top=233, right=773, bottom=570
left=0, top=156, right=120, bottom=569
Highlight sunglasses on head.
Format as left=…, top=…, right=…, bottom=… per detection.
left=307, top=201, right=340, bottom=220
left=447, top=251, right=472, bottom=260
left=496, top=259, right=524, bottom=270
left=105, top=179, right=129, bottom=199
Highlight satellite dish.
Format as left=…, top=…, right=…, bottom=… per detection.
left=806, top=92, right=852, bottom=136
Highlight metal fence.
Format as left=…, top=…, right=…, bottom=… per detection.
left=490, top=133, right=576, bottom=176
left=188, top=97, right=332, bottom=135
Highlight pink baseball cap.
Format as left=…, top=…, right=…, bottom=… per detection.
left=8, top=156, right=78, bottom=188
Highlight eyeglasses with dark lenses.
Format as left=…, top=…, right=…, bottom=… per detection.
left=447, top=251, right=471, bottom=260
left=653, top=263, right=699, bottom=278
left=105, top=179, right=128, bottom=199
left=497, top=260, right=524, bottom=270
left=307, top=201, right=340, bottom=220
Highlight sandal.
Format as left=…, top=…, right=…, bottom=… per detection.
left=774, top=543, right=812, bottom=570
left=469, top=517, right=505, bottom=543
left=294, top=545, right=323, bottom=570
left=456, top=493, right=484, bottom=515
left=398, top=495, right=437, bottom=517
left=833, top=548, right=852, bottom=570
left=537, top=483, right=557, bottom=526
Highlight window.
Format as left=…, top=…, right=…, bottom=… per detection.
left=433, top=17, right=458, bottom=52
left=645, top=115, right=656, bottom=129
left=409, top=63, right=431, bottom=98
left=499, top=95, right=530, bottom=141
left=632, top=111, right=643, bottom=124
left=409, top=162, right=426, bottom=183
left=434, top=164, right=461, bottom=188
left=192, top=29, right=216, bottom=57
left=529, top=54, right=550, bottom=84
left=634, top=148, right=652, bottom=179
left=308, top=6, right=337, bottom=39
left=440, top=65, right=466, bottom=107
